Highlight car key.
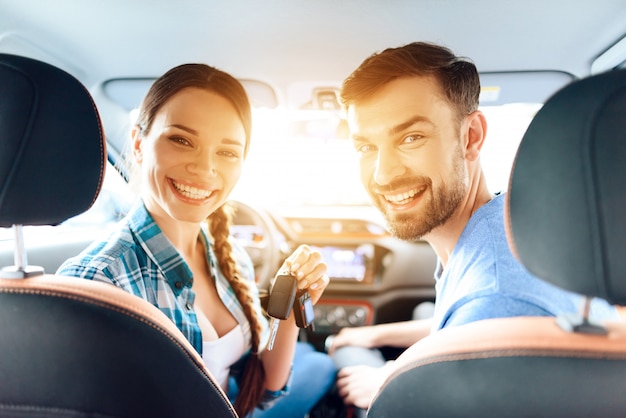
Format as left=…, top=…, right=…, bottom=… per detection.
left=293, top=288, right=315, bottom=330
left=266, top=274, right=297, bottom=350
left=267, top=317, right=280, bottom=350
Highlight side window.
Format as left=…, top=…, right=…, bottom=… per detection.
left=0, top=163, right=134, bottom=243
left=63, top=161, right=135, bottom=228
left=0, top=161, right=134, bottom=258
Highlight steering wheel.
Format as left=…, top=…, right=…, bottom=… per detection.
left=229, top=200, right=285, bottom=291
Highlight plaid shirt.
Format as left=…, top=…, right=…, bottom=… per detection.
left=57, top=200, right=269, bottom=355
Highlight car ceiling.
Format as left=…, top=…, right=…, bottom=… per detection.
left=1, top=0, right=626, bottom=110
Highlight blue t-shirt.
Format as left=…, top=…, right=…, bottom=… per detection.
left=431, top=193, right=618, bottom=332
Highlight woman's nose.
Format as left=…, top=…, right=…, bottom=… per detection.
left=186, top=149, right=217, bottom=176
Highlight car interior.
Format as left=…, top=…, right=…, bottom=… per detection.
left=1, top=0, right=626, bottom=416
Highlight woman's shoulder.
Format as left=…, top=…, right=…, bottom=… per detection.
left=56, top=222, right=140, bottom=277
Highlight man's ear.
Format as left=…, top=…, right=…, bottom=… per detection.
left=463, top=110, right=487, bottom=162
left=131, top=126, right=143, bottom=163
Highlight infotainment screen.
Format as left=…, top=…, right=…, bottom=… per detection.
left=313, top=244, right=374, bottom=282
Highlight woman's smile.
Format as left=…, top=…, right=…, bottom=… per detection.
left=169, top=178, right=216, bottom=203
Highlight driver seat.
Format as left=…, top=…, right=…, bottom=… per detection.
left=367, top=68, right=626, bottom=417
left=0, top=54, right=237, bottom=417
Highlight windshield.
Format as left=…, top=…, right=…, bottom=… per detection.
left=231, top=103, right=541, bottom=207
left=0, top=101, right=540, bottom=243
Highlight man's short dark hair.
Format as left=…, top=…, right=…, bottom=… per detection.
left=340, top=42, right=480, bottom=120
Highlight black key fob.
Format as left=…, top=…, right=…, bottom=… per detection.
left=293, top=289, right=315, bottom=330
left=267, top=274, right=297, bottom=320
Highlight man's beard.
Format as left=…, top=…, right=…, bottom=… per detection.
left=373, top=147, right=467, bottom=241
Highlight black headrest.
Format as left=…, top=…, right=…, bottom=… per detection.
left=506, top=69, right=626, bottom=305
left=0, top=54, right=106, bottom=227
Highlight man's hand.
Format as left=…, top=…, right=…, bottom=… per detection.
left=336, top=362, right=395, bottom=409
left=327, top=326, right=377, bottom=355
left=328, top=318, right=433, bottom=355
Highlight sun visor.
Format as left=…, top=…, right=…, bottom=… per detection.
left=102, top=77, right=279, bottom=111
left=479, top=71, right=575, bottom=106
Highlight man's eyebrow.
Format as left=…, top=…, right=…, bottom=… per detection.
left=388, top=116, right=434, bottom=136
left=352, top=116, right=434, bottom=143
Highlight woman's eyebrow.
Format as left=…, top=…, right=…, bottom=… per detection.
left=221, top=137, right=245, bottom=147
left=169, top=123, right=198, bottom=136
left=168, top=124, right=244, bottom=147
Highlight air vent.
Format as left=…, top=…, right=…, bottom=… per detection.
left=287, top=218, right=387, bottom=238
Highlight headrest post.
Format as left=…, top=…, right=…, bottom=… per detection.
left=13, top=225, right=28, bottom=269
left=556, top=297, right=608, bottom=335
left=0, top=225, right=44, bottom=279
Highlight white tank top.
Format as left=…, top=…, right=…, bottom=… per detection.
left=202, top=324, right=245, bottom=390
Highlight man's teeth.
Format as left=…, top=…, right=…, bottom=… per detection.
left=173, top=181, right=211, bottom=199
left=384, top=188, right=420, bottom=204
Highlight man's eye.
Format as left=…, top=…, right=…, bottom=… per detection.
left=403, top=134, right=423, bottom=144
left=356, top=143, right=375, bottom=153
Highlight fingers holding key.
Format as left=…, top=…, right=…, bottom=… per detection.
left=283, top=244, right=329, bottom=303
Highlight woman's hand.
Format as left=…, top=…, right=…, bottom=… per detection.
left=279, top=244, right=329, bottom=304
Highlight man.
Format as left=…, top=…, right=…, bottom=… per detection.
left=329, top=41, right=618, bottom=414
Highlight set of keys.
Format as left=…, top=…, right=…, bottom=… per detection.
left=266, top=274, right=315, bottom=350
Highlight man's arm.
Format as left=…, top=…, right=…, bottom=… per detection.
left=328, top=318, right=432, bottom=354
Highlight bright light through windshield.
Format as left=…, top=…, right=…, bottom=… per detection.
left=232, top=103, right=541, bottom=207
left=231, top=107, right=367, bottom=207
left=0, top=102, right=540, bottom=241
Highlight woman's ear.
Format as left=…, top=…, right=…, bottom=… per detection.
left=131, top=126, right=143, bottom=163
left=464, top=110, right=487, bottom=162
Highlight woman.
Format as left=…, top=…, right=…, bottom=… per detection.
left=58, top=63, right=335, bottom=417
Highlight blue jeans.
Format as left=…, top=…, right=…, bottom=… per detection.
left=230, top=342, right=337, bottom=418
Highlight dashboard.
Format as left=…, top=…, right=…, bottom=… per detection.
left=231, top=201, right=438, bottom=350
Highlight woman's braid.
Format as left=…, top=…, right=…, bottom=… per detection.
left=208, top=203, right=266, bottom=417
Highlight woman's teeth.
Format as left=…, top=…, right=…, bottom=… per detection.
left=173, top=181, right=212, bottom=200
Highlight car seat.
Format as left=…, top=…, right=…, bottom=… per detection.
left=0, top=54, right=237, bottom=417
left=367, top=68, right=626, bottom=417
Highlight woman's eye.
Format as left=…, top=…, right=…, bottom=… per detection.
left=219, top=149, right=241, bottom=160
left=170, top=136, right=190, bottom=146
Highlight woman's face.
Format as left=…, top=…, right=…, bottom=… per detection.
left=133, top=87, right=247, bottom=226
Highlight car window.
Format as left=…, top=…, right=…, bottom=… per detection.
left=0, top=161, right=135, bottom=243
left=480, top=103, right=541, bottom=193
left=0, top=101, right=539, bottom=244
left=232, top=103, right=540, bottom=206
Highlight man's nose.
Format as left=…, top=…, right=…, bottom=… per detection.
left=373, top=150, right=404, bottom=185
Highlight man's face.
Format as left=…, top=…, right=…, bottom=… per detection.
left=347, top=76, right=468, bottom=241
